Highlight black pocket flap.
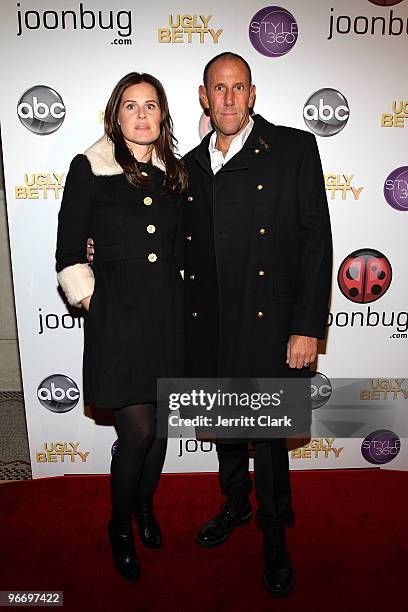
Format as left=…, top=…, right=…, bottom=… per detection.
left=273, top=276, right=298, bottom=297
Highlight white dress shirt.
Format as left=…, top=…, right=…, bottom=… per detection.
left=208, top=116, right=254, bottom=175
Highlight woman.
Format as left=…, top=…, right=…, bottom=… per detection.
left=56, top=72, right=187, bottom=581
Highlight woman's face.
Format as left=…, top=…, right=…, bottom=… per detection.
left=117, top=82, right=161, bottom=151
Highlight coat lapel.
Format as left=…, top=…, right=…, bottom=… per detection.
left=194, top=132, right=213, bottom=178
left=244, top=114, right=275, bottom=154
left=194, top=114, right=276, bottom=175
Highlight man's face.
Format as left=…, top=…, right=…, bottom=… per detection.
left=199, top=57, right=256, bottom=138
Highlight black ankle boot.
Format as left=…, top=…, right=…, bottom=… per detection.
left=196, top=494, right=252, bottom=547
left=263, top=524, right=294, bottom=597
left=108, top=519, right=140, bottom=581
left=133, top=496, right=162, bottom=549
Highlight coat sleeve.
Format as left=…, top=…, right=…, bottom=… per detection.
left=55, top=154, right=95, bottom=308
left=289, top=133, right=333, bottom=339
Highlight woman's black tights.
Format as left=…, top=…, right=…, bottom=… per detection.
left=110, top=403, right=167, bottom=525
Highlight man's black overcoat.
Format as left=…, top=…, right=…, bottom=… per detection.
left=182, top=114, right=333, bottom=380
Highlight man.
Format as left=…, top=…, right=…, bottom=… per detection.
left=182, top=52, right=332, bottom=596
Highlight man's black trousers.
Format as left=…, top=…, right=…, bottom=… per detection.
left=216, top=439, right=295, bottom=527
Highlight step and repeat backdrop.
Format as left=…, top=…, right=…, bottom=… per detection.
left=0, top=0, right=407, bottom=477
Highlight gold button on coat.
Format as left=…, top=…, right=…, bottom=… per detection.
left=144, top=196, right=153, bottom=206
left=141, top=171, right=148, bottom=177
left=186, top=235, right=192, bottom=242
left=258, top=270, right=265, bottom=276
left=259, top=228, right=267, bottom=235
left=148, top=253, right=157, bottom=263
left=189, top=275, right=195, bottom=280
left=254, top=149, right=260, bottom=154
left=192, top=312, right=198, bottom=318
left=257, top=311, right=264, bottom=318
left=257, top=184, right=264, bottom=191
left=187, top=195, right=194, bottom=202
left=147, top=224, right=156, bottom=234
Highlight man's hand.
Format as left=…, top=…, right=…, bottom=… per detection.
left=286, top=335, right=317, bottom=369
left=87, top=237, right=95, bottom=263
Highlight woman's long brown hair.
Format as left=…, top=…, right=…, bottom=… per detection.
left=104, top=72, right=187, bottom=193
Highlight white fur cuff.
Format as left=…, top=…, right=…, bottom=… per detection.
left=57, top=263, right=95, bottom=308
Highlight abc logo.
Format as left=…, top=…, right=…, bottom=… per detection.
left=338, top=248, right=392, bottom=304
left=17, top=85, right=65, bottom=135
left=303, top=88, right=350, bottom=136
left=37, top=374, right=80, bottom=413
left=310, top=372, right=332, bottom=409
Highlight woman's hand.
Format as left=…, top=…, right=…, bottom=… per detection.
left=81, top=296, right=92, bottom=311
left=87, top=238, right=95, bottom=263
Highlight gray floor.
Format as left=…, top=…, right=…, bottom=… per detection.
left=0, top=391, right=32, bottom=480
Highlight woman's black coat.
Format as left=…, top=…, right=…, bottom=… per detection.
left=55, top=136, right=184, bottom=408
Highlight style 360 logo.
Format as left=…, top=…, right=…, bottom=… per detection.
left=361, top=430, right=401, bottom=465
left=249, top=6, right=298, bottom=57
left=384, top=167, right=408, bottom=211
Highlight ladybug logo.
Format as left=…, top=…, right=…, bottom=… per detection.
left=338, top=249, right=392, bottom=303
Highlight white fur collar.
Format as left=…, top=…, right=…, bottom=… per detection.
left=84, top=135, right=166, bottom=176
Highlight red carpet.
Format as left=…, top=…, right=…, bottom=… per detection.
left=1, top=470, right=407, bottom=611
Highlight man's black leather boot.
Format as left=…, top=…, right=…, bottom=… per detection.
left=196, top=494, right=252, bottom=547
left=263, top=523, right=294, bottom=597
